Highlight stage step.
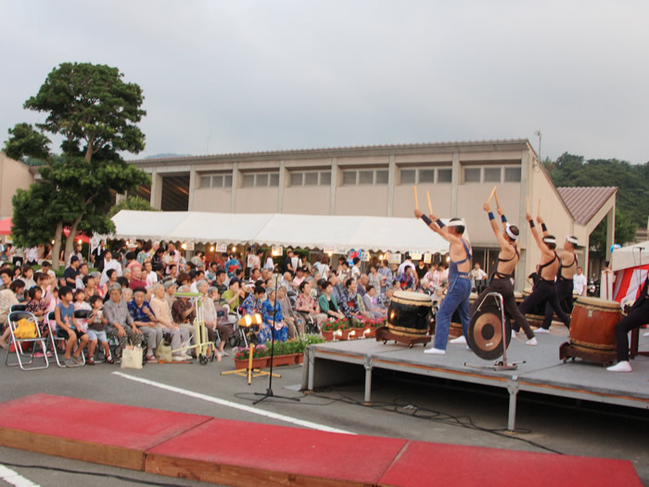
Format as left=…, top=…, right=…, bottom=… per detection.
left=0, top=394, right=641, bottom=486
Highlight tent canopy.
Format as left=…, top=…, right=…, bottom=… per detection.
left=611, top=240, right=649, bottom=272
left=111, top=210, right=456, bottom=254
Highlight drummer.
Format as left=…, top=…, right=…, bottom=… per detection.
left=608, top=275, right=649, bottom=372
left=537, top=230, right=579, bottom=333
left=475, top=202, right=537, bottom=346
left=518, top=211, right=571, bottom=331
left=414, top=209, right=471, bottom=355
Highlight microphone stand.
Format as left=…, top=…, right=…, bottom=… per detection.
left=253, top=274, right=300, bottom=405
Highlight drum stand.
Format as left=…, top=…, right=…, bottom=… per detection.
left=465, top=292, right=525, bottom=371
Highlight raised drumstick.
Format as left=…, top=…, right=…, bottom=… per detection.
left=494, top=188, right=501, bottom=209
left=526, top=196, right=530, bottom=215
left=487, top=186, right=497, bottom=204
left=426, top=191, right=433, bottom=215
left=413, top=186, right=419, bottom=210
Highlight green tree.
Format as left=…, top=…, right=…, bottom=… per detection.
left=544, top=152, right=645, bottom=256
left=4, top=62, right=149, bottom=268
left=108, top=196, right=158, bottom=218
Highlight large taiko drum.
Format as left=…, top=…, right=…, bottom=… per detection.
left=569, top=297, right=621, bottom=355
left=387, top=291, right=432, bottom=337
left=450, top=293, right=478, bottom=338
left=522, top=289, right=545, bottom=328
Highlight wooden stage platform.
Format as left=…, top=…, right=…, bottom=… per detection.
left=0, top=394, right=642, bottom=486
left=303, top=330, right=649, bottom=431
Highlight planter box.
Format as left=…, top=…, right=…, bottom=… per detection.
left=322, top=329, right=352, bottom=341
left=233, top=357, right=268, bottom=370
left=271, top=354, right=296, bottom=367
left=295, top=353, right=304, bottom=365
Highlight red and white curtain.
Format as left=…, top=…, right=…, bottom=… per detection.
left=614, top=264, right=649, bottom=305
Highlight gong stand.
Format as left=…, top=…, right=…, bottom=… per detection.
left=465, top=292, right=525, bottom=371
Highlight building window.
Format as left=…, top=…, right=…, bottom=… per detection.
left=484, top=167, right=502, bottom=183
left=504, top=167, right=521, bottom=182
left=342, top=169, right=389, bottom=186
left=242, top=172, right=279, bottom=188
left=399, top=167, right=453, bottom=184
left=464, top=167, right=481, bottom=183
left=290, top=170, right=332, bottom=187
left=463, top=165, right=522, bottom=183
left=200, top=173, right=233, bottom=189
left=437, top=168, right=452, bottom=183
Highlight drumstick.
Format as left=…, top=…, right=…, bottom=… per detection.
left=426, top=191, right=433, bottom=215
left=413, top=186, right=419, bottom=210
left=526, top=196, right=530, bottom=215
left=494, top=188, right=501, bottom=209
left=487, top=186, right=497, bottom=204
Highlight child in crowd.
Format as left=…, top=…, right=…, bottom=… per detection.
left=54, top=286, right=88, bottom=367
left=86, top=295, right=112, bottom=365
left=25, top=286, right=48, bottom=332
left=73, top=289, right=91, bottom=330
left=46, top=287, right=60, bottom=314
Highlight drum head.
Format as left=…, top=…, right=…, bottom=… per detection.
left=468, top=303, right=511, bottom=361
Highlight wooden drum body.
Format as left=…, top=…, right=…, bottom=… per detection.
left=569, top=297, right=621, bottom=354
left=388, top=291, right=432, bottom=337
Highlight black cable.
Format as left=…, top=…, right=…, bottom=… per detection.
left=0, top=461, right=187, bottom=486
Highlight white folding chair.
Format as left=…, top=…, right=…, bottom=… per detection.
left=46, top=311, right=87, bottom=368
left=5, top=310, right=49, bottom=371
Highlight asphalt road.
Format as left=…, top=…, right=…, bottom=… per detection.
left=1, top=347, right=647, bottom=486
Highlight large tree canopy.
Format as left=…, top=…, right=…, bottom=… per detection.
left=4, top=62, right=150, bottom=268
left=545, top=152, right=646, bottom=257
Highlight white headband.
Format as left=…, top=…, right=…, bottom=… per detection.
left=505, top=224, right=518, bottom=240
left=566, top=236, right=578, bottom=245
left=543, top=237, right=556, bottom=245
left=447, top=219, right=466, bottom=227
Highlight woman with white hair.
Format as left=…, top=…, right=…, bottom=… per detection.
left=197, top=280, right=231, bottom=360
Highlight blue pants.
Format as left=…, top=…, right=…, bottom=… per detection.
left=434, top=276, right=472, bottom=350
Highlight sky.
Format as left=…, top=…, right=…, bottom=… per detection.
left=1, top=0, right=648, bottom=164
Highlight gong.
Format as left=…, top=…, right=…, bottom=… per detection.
left=468, top=302, right=511, bottom=361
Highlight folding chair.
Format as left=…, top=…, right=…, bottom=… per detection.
left=46, top=311, right=87, bottom=368
left=296, top=311, right=319, bottom=335
left=5, top=310, right=49, bottom=370
left=10, top=304, right=27, bottom=312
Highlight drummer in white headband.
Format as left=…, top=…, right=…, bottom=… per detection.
left=536, top=229, right=580, bottom=333
left=475, top=201, right=537, bottom=346
left=518, top=211, right=571, bottom=332
left=414, top=209, right=472, bottom=355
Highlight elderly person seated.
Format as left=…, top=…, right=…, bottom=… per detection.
left=277, top=286, right=303, bottom=338
left=296, top=280, right=327, bottom=329
left=171, top=285, right=199, bottom=344
left=128, top=287, right=163, bottom=363
left=357, top=274, right=370, bottom=296
left=259, top=287, right=288, bottom=342
left=378, top=286, right=395, bottom=311
left=149, top=283, right=191, bottom=361
left=340, top=278, right=372, bottom=320
left=362, top=285, right=387, bottom=319
left=318, top=280, right=345, bottom=321
left=198, top=279, right=232, bottom=359
left=103, top=284, right=143, bottom=361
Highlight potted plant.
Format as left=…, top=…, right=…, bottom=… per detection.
left=294, top=334, right=325, bottom=364
left=267, top=340, right=295, bottom=367
left=232, top=344, right=269, bottom=370
left=321, top=318, right=352, bottom=341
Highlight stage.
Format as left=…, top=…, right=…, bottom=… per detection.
left=303, top=328, right=649, bottom=430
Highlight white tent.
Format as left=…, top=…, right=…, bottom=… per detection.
left=111, top=210, right=456, bottom=254
left=611, top=241, right=649, bottom=272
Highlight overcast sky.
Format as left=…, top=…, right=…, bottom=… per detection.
left=1, top=1, right=648, bottom=164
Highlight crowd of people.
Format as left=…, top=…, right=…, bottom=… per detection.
left=0, top=240, right=462, bottom=368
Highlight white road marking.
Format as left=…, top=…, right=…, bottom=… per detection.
left=113, top=372, right=355, bottom=435
left=0, top=465, right=40, bottom=487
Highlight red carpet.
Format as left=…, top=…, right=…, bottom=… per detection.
left=0, top=394, right=641, bottom=487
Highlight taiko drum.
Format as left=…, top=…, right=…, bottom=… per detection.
left=569, top=297, right=621, bottom=354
